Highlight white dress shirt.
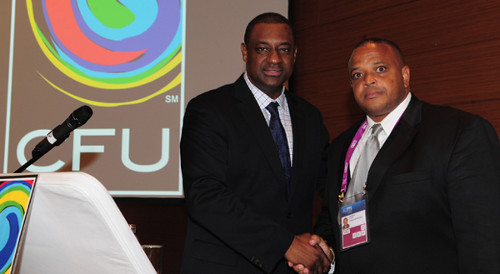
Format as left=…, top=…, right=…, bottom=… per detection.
left=244, top=73, right=294, bottom=163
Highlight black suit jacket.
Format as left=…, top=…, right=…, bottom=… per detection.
left=180, top=75, right=329, bottom=273
left=315, top=96, right=500, bottom=273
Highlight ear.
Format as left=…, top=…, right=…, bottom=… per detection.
left=293, top=47, right=298, bottom=63
left=402, top=65, right=410, bottom=89
left=241, top=43, right=248, bottom=63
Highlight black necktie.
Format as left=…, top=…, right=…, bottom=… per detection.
left=266, top=102, right=292, bottom=198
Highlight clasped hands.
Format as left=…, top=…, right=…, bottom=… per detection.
left=284, top=233, right=333, bottom=274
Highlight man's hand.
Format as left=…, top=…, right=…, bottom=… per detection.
left=287, top=234, right=333, bottom=274
left=284, top=233, right=331, bottom=274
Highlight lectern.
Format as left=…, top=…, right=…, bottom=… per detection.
left=1, top=172, right=156, bottom=274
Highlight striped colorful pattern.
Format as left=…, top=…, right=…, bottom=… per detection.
left=0, top=178, right=35, bottom=274
left=26, top=0, right=183, bottom=107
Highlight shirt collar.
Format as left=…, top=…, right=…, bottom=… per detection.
left=244, top=73, right=288, bottom=112
left=366, top=92, right=412, bottom=136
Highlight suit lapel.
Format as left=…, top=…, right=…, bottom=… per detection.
left=286, top=92, right=304, bottom=201
left=366, top=97, right=423, bottom=200
left=233, top=76, right=288, bottom=185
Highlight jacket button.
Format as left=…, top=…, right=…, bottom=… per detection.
left=251, top=256, right=264, bottom=268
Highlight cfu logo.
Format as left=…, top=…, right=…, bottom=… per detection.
left=26, top=0, right=183, bottom=107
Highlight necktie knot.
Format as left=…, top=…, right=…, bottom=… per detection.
left=266, top=102, right=280, bottom=116
left=371, top=123, right=383, bottom=137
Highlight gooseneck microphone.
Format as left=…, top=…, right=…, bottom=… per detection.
left=15, top=105, right=93, bottom=173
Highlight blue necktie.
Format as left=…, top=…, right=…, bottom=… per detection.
left=266, top=102, right=292, bottom=198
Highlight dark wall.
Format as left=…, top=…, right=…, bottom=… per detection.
left=290, top=0, right=500, bottom=139
left=114, top=198, right=187, bottom=274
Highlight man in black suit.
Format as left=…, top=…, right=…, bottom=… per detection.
left=294, top=39, right=500, bottom=273
left=309, top=38, right=500, bottom=273
left=180, top=12, right=331, bottom=273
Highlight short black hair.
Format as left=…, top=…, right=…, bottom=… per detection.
left=244, top=12, right=295, bottom=45
left=352, top=38, right=405, bottom=65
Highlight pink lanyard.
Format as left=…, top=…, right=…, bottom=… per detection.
left=338, top=115, right=403, bottom=202
left=339, top=120, right=368, bottom=202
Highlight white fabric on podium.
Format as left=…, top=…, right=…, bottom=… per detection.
left=14, top=172, right=156, bottom=274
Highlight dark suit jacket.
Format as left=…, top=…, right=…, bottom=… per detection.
left=180, top=75, right=329, bottom=273
left=315, top=96, right=500, bottom=273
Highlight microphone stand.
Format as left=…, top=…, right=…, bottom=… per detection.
left=14, top=146, right=53, bottom=173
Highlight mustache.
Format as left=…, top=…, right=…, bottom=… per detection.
left=364, top=87, right=383, bottom=93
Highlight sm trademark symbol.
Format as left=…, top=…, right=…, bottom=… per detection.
left=165, top=95, right=179, bottom=103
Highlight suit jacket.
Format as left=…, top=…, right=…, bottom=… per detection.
left=315, top=96, right=500, bottom=273
left=180, top=75, right=329, bottom=273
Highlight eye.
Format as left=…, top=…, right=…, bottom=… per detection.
left=256, top=47, right=269, bottom=54
left=278, top=48, right=291, bottom=54
left=351, top=72, right=362, bottom=80
left=376, top=66, right=387, bottom=73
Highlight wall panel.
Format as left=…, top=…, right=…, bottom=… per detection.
left=291, top=0, right=500, bottom=138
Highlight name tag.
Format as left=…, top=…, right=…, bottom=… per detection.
left=339, top=198, right=370, bottom=250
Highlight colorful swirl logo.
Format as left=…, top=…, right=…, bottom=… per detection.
left=0, top=179, right=34, bottom=274
left=26, top=0, right=183, bottom=107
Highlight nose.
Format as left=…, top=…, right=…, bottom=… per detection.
left=363, top=72, right=376, bottom=86
left=267, top=49, right=282, bottom=64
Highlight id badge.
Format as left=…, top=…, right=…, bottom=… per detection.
left=339, top=195, right=370, bottom=250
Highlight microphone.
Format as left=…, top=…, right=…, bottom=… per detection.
left=32, top=105, right=93, bottom=158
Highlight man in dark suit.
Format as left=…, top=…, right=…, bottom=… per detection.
left=311, top=38, right=500, bottom=273
left=180, top=12, right=331, bottom=273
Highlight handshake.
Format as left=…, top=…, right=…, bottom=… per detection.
left=285, top=233, right=334, bottom=274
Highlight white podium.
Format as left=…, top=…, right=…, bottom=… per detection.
left=12, top=172, right=156, bottom=274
